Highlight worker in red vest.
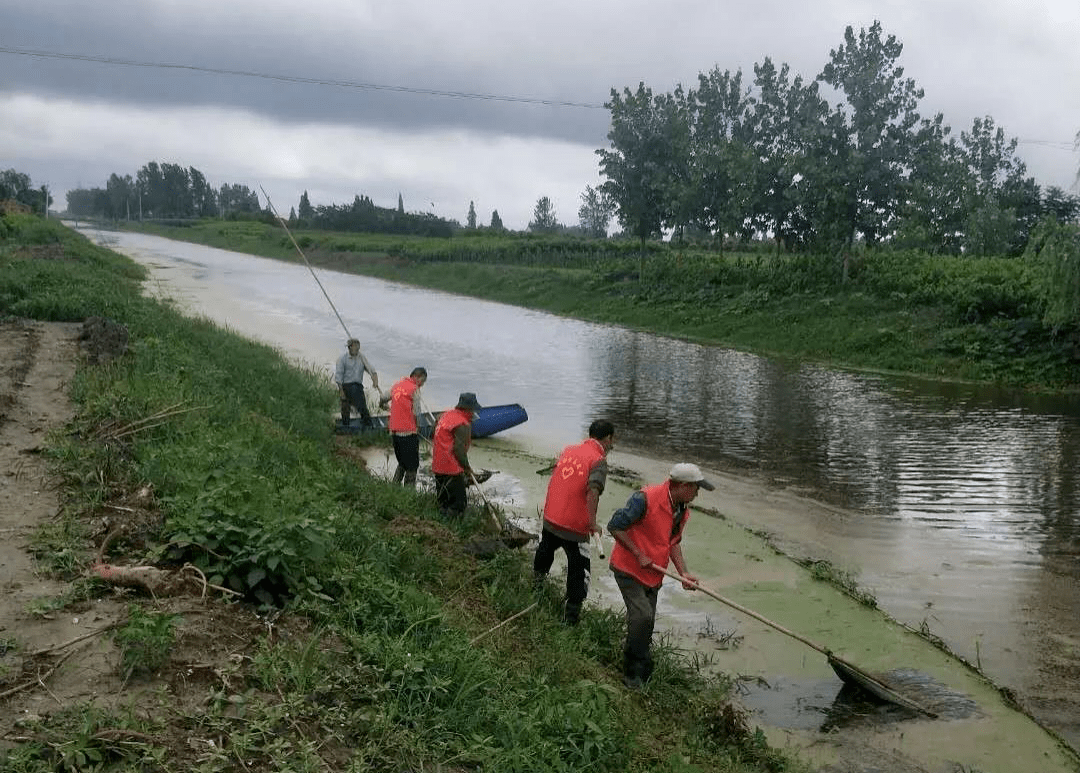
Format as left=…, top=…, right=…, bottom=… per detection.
left=431, top=392, right=481, bottom=517
left=608, top=463, right=714, bottom=689
left=533, top=420, right=616, bottom=625
left=387, top=367, right=428, bottom=488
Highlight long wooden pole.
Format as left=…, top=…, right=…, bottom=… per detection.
left=260, top=186, right=352, bottom=342
left=652, top=565, right=828, bottom=654
left=261, top=186, right=385, bottom=401
left=652, top=564, right=936, bottom=717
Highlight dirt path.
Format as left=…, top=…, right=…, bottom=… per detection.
left=0, top=320, right=130, bottom=737
left=0, top=320, right=83, bottom=645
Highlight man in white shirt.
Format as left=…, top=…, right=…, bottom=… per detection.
left=335, top=338, right=379, bottom=428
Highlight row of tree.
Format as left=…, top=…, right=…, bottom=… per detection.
left=295, top=191, right=457, bottom=238
left=65, top=162, right=262, bottom=221
left=598, top=21, right=1080, bottom=256
left=63, top=162, right=462, bottom=238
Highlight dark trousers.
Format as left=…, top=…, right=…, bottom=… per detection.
left=614, top=569, right=659, bottom=682
left=341, top=382, right=372, bottom=426
left=392, top=434, right=421, bottom=486
left=434, top=472, right=467, bottom=516
left=533, top=527, right=591, bottom=620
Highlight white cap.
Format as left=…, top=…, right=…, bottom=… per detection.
left=669, top=463, right=715, bottom=490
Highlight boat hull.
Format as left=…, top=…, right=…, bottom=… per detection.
left=334, top=403, right=528, bottom=439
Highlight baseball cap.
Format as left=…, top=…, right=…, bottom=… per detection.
left=669, top=462, right=715, bottom=490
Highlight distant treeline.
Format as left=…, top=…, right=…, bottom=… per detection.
left=599, top=20, right=1080, bottom=257
left=63, top=163, right=460, bottom=238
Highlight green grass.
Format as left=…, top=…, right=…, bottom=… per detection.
left=1, top=213, right=810, bottom=772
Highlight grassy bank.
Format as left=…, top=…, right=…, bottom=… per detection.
left=1, top=214, right=804, bottom=772
left=122, top=219, right=1080, bottom=390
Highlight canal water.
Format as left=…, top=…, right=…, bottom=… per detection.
left=79, top=226, right=1080, bottom=750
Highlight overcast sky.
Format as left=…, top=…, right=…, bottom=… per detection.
left=3, top=0, right=1077, bottom=230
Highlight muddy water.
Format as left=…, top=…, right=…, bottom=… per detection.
left=78, top=226, right=1080, bottom=751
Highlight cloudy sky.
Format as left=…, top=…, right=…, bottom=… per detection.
left=3, top=0, right=1077, bottom=230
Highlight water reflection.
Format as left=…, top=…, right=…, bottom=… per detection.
left=80, top=226, right=1080, bottom=748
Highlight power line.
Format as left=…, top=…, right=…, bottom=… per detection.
left=0, top=45, right=607, bottom=109
left=1016, top=138, right=1076, bottom=150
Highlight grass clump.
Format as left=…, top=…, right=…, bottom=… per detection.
left=113, top=605, right=179, bottom=679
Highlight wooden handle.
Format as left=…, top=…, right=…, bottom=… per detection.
left=652, top=564, right=829, bottom=656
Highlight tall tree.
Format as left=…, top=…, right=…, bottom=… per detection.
left=489, top=210, right=503, bottom=230
left=528, top=196, right=559, bottom=233
left=1044, top=186, right=1080, bottom=224
left=892, top=117, right=969, bottom=254
left=298, top=190, right=313, bottom=221
left=136, top=162, right=165, bottom=218
left=598, top=83, right=680, bottom=251
left=0, top=169, right=32, bottom=203
left=959, top=116, right=1036, bottom=254
left=690, top=67, right=755, bottom=250
left=817, top=21, right=925, bottom=248
left=189, top=166, right=217, bottom=218
left=106, top=173, right=135, bottom=220
left=578, top=185, right=614, bottom=238
left=467, top=201, right=477, bottom=229
left=745, top=58, right=828, bottom=252
left=397, top=193, right=404, bottom=214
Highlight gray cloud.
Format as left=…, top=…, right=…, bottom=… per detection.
left=4, top=0, right=1077, bottom=228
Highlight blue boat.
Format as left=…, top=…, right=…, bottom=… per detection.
left=335, top=403, right=528, bottom=438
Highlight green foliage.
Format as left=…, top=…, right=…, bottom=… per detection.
left=113, top=604, right=179, bottom=679
left=0, top=704, right=165, bottom=772
left=0, top=216, right=145, bottom=320
left=1025, top=218, right=1080, bottom=331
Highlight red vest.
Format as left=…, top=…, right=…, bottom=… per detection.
left=432, top=408, right=471, bottom=474
left=388, top=377, right=420, bottom=433
left=543, top=438, right=605, bottom=537
left=609, top=481, right=690, bottom=588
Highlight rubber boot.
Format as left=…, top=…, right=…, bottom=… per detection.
left=339, top=397, right=351, bottom=427
left=403, top=471, right=417, bottom=489
left=392, top=465, right=406, bottom=485
left=532, top=571, right=547, bottom=595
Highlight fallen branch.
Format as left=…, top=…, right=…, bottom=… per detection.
left=90, top=562, right=240, bottom=599
left=181, top=563, right=242, bottom=599
left=31, top=624, right=117, bottom=656
left=0, top=648, right=77, bottom=700
left=93, top=403, right=207, bottom=441
left=469, top=602, right=537, bottom=645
